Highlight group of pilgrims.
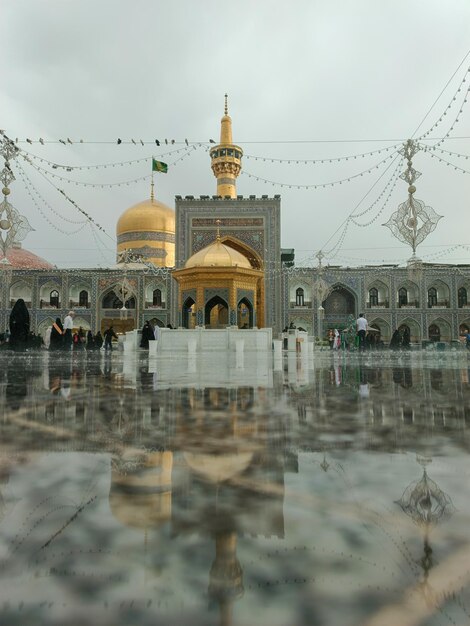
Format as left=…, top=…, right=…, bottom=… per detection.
left=3, top=298, right=166, bottom=352
left=3, top=299, right=116, bottom=352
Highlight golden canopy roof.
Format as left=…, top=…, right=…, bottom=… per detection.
left=185, top=239, right=251, bottom=269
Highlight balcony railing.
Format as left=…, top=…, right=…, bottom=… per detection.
left=397, top=301, right=420, bottom=308
left=290, top=301, right=312, bottom=308
left=145, top=302, right=166, bottom=309
left=366, top=301, right=389, bottom=308
left=39, top=300, right=61, bottom=309
left=428, top=301, right=449, bottom=308
left=69, top=300, right=91, bottom=309
left=10, top=299, right=32, bottom=308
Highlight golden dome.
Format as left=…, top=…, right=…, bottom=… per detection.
left=185, top=239, right=251, bottom=269
left=117, top=198, right=175, bottom=234
left=116, top=197, right=175, bottom=267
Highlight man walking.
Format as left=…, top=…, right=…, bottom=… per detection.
left=356, top=312, right=368, bottom=352
left=104, top=325, right=118, bottom=351
left=63, top=310, right=75, bottom=351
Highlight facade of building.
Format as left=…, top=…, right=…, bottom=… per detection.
left=0, top=103, right=469, bottom=344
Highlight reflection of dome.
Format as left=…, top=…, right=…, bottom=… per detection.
left=116, top=198, right=175, bottom=267
left=185, top=239, right=251, bottom=269
left=0, top=244, right=54, bottom=269
left=183, top=451, right=253, bottom=482
left=109, top=451, right=173, bottom=530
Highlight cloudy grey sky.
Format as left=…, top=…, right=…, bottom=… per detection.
left=1, top=0, right=470, bottom=268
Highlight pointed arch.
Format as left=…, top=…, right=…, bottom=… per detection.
left=205, top=295, right=229, bottom=328
left=182, top=295, right=196, bottom=329
left=237, top=296, right=253, bottom=328
left=397, top=317, right=421, bottom=342
left=368, top=317, right=390, bottom=342
left=323, top=283, right=356, bottom=315
left=9, top=280, right=32, bottom=305
left=219, top=235, right=262, bottom=269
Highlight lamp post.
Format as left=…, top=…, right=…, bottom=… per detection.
left=317, top=305, right=325, bottom=346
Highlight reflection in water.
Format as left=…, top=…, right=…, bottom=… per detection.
left=0, top=352, right=469, bottom=625
left=396, top=455, right=456, bottom=608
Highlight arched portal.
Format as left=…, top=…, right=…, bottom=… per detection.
left=182, top=296, right=196, bottom=329
left=237, top=297, right=253, bottom=328
left=102, top=290, right=136, bottom=309
left=323, top=286, right=355, bottom=315
left=205, top=295, right=228, bottom=328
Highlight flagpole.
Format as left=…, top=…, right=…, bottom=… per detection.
left=151, top=157, right=155, bottom=201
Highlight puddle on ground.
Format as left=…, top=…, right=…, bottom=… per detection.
left=0, top=350, right=469, bottom=626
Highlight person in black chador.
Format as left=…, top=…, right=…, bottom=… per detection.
left=94, top=331, right=103, bottom=351
left=389, top=329, right=401, bottom=350
left=401, top=327, right=411, bottom=350
left=9, top=298, right=30, bottom=351
left=86, top=330, right=95, bottom=351
left=50, top=317, right=64, bottom=351
left=140, top=321, right=155, bottom=349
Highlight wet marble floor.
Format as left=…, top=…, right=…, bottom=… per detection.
left=0, top=349, right=469, bottom=626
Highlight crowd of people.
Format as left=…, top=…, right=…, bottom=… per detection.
left=3, top=300, right=120, bottom=352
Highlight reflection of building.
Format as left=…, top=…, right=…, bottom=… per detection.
left=1, top=100, right=469, bottom=342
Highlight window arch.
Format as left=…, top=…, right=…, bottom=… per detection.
left=50, top=290, right=59, bottom=308
left=79, top=290, right=89, bottom=307
left=428, top=287, right=437, bottom=308
left=398, top=288, right=408, bottom=307
left=369, top=287, right=378, bottom=307
left=458, top=287, right=468, bottom=308
left=429, top=324, right=440, bottom=342
left=296, top=287, right=305, bottom=306
left=153, top=288, right=162, bottom=307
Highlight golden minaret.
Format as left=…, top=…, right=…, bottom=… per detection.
left=210, top=94, right=243, bottom=198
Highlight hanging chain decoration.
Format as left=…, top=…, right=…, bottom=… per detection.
left=420, top=146, right=470, bottom=175
left=241, top=151, right=397, bottom=190
left=0, top=135, right=34, bottom=259
left=22, top=145, right=198, bottom=188
left=417, top=66, right=470, bottom=148
left=21, top=145, right=188, bottom=171
left=243, top=143, right=402, bottom=165
left=383, top=139, right=442, bottom=279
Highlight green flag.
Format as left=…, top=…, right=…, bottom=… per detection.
left=152, top=158, right=168, bottom=173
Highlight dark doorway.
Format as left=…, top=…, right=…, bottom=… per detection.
left=205, top=295, right=229, bottom=328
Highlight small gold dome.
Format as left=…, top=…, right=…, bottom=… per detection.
left=117, top=198, right=175, bottom=235
left=185, top=239, right=251, bottom=269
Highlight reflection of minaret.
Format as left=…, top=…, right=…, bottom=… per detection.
left=210, top=95, right=243, bottom=199
left=208, top=531, right=243, bottom=626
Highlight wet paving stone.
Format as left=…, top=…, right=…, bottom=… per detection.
left=0, top=349, right=469, bottom=625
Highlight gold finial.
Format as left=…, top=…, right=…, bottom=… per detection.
left=224, top=93, right=228, bottom=116
left=215, top=219, right=221, bottom=242
left=150, top=175, right=154, bottom=202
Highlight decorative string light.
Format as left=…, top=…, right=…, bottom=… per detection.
left=21, top=145, right=198, bottom=188
left=321, top=155, right=402, bottom=259
left=349, top=162, right=402, bottom=226
left=21, top=145, right=193, bottom=171
left=88, top=223, right=115, bottom=266
left=418, top=66, right=470, bottom=148
left=16, top=163, right=88, bottom=236
left=243, top=143, right=401, bottom=165
left=242, top=152, right=397, bottom=189
left=420, top=149, right=470, bottom=174
left=427, top=146, right=470, bottom=160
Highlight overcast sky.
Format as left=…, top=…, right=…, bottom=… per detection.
left=1, top=0, right=470, bottom=268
